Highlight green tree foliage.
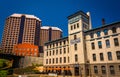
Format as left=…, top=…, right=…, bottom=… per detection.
left=14, top=66, right=36, bottom=74
left=0, top=70, right=8, bottom=77
left=0, top=59, right=7, bottom=69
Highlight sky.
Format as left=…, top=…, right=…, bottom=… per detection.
left=0, top=0, right=120, bottom=42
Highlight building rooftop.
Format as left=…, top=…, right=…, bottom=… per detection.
left=10, top=13, right=41, bottom=21
left=85, top=21, right=120, bottom=33
left=45, top=36, right=68, bottom=45
left=67, top=10, right=89, bottom=19
left=41, top=26, right=62, bottom=32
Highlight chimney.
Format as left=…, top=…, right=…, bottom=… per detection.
left=102, top=18, right=105, bottom=25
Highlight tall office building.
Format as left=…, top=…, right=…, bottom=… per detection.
left=40, top=26, right=62, bottom=53
left=1, top=13, right=41, bottom=54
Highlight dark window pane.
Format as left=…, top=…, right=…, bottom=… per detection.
left=116, top=51, right=120, bottom=60
left=98, top=41, right=102, bottom=48
left=104, top=29, right=108, bottom=35
left=112, top=27, right=116, bottom=33
left=110, top=66, right=115, bottom=74
left=97, top=31, right=101, bottom=37
left=91, top=42, right=95, bottom=49
left=75, top=54, right=78, bottom=62
left=100, top=53, right=104, bottom=61
left=94, top=66, right=98, bottom=74
left=114, top=38, right=119, bottom=46
left=74, top=44, right=77, bottom=50
left=106, top=40, right=110, bottom=48
left=77, top=23, right=79, bottom=28
left=101, top=66, right=106, bottom=74
left=71, top=26, right=73, bottom=30
left=93, top=54, right=96, bottom=61
left=56, top=58, right=58, bottom=63
left=90, top=33, right=94, bottom=38
left=108, top=52, right=112, bottom=60
left=64, top=57, right=66, bottom=63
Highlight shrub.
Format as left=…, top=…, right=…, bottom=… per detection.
left=0, top=70, right=8, bottom=77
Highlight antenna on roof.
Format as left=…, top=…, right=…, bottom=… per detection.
left=102, top=18, right=105, bottom=25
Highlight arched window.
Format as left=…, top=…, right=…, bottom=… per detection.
left=101, top=66, right=106, bottom=74
left=116, top=51, right=120, bottom=60
left=97, top=31, right=101, bottom=37
left=110, top=66, right=115, bottom=74
left=112, top=27, right=117, bottom=33
left=104, top=29, right=108, bottom=35
left=90, top=33, right=94, bottom=38
left=94, top=66, right=98, bottom=74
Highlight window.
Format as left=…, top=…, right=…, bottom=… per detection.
left=116, top=51, right=120, bottom=60
left=74, top=44, right=77, bottom=50
left=56, top=58, right=58, bottom=63
left=56, top=50, right=58, bottom=55
left=56, top=42, right=58, bottom=46
left=94, top=66, right=98, bottom=74
left=47, top=51, right=48, bottom=56
left=98, top=41, right=102, bottom=48
left=106, top=39, right=110, bottom=48
left=53, top=43, right=55, bottom=47
left=90, top=33, right=94, bottom=38
left=119, top=65, right=120, bottom=71
left=63, top=40, right=66, bottom=45
left=49, top=51, right=51, bottom=56
left=53, top=50, right=55, bottom=55
left=93, top=54, right=96, bottom=61
left=112, top=27, right=117, bottom=33
left=46, top=59, right=48, bottom=64
left=60, top=49, right=62, bottom=54
left=77, top=23, right=79, bottom=28
left=68, top=47, right=69, bottom=53
left=71, top=25, right=73, bottom=30
left=75, top=54, right=78, bottom=62
left=53, top=58, right=54, bottom=64
left=68, top=57, right=70, bottom=63
left=110, top=66, right=115, bottom=74
left=108, top=52, right=112, bottom=60
left=97, top=31, right=101, bottom=37
left=114, top=38, right=119, bottom=46
left=64, top=57, right=66, bottom=63
left=101, top=66, right=106, bottom=74
left=49, top=59, right=51, bottom=64
left=74, top=35, right=77, bottom=40
left=60, top=57, right=62, bottom=63
left=64, top=48, right=66, bottom=54
left=50, top=44, right=51, bottom=48
left=100, top=53, right=104, bottom=61
left=74, top=24, right=76, bottom=29
left=91, top=42, right=95, bottom=49
left=60, top=42, right=62, bottom=45
left=104, top=29, right=108, bottom=35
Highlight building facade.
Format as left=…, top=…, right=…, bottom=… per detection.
left=40, top=26, right=62, bottom=53
left=44, top=11, right=120, bottom=77
left=1, top=13, right=41, bottom=54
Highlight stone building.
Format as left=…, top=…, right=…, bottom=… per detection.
left=44, top=11, right=120, bottom=77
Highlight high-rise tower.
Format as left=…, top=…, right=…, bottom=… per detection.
left=1, top=13, right=41, bottom=54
